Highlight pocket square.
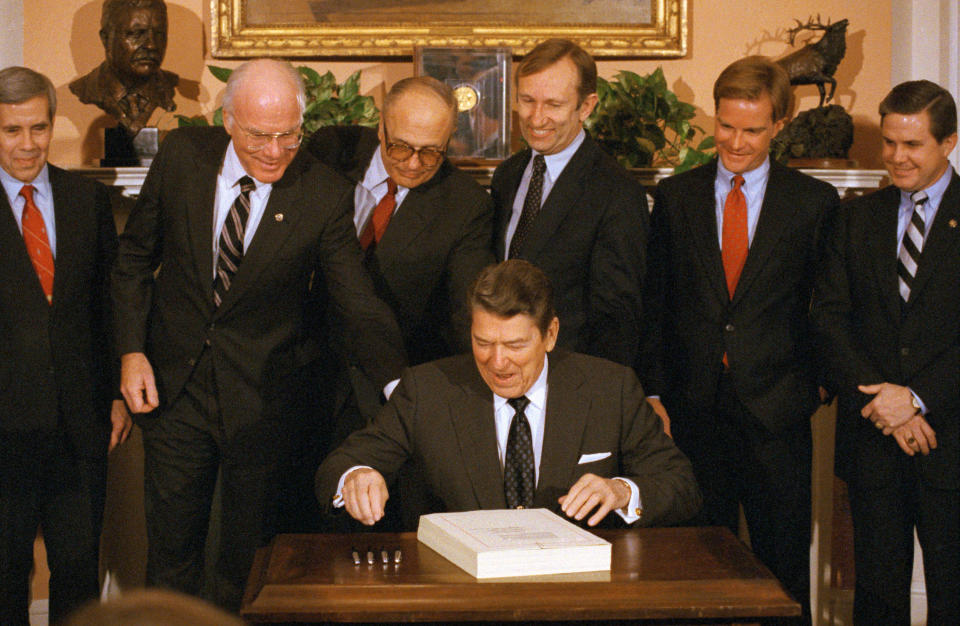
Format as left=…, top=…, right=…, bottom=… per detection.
left=578, top=452, right=612, bottom=464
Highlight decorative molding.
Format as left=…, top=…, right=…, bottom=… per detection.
left=210, top=0, right=687, bottom=59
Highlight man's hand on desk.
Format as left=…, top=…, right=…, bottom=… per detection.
left=558, top=473, right=631, bottom=527
left=120, top=352, right=159, bottom=413
left=342, top=467, right=390, bottom=526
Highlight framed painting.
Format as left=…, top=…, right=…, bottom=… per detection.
left=210, top=0, right=688, bottom=58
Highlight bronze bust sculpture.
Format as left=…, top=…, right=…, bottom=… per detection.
left=70, top=0, right=178, bottom=134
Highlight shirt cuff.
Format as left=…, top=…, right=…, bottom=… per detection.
left=908, top=388, right=928, bottom=415
left=383, top=378, right=400, bottom=400
left=333, top=465, right=373, bottom=507
left=612, top=477, right=642, bottom=523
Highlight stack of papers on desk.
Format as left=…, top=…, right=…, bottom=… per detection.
left=417, top=508, right=611, bottom=578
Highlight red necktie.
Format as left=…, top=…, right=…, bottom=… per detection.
left=359, top=178, right=397, bottom=250
left=721, top=175, right=748, bottom=298
left=20, top=184, right=54, bottom=305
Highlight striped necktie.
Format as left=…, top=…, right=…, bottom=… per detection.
left=897, top=190, right=928, bottom=303
left=20, top=184, right=54, bottom=305
left=214, top=176, right=255, bottom=307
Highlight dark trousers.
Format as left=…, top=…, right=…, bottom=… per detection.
left=675, top=373, right=812, bottom=625
left=141, top=350, right=288, bottom=612
left=848, top=456, right=960, bottom=625
left=0, top=431, right=106, bottom=625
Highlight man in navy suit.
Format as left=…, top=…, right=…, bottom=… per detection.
left=814, top=80, right=960, bottom=624
left=640, top=56, right=839, bottom=622
left=491, top=38, right=647, bottom=367
left=0, top=66, right=130, bottom=624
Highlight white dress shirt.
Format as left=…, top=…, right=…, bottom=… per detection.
left=211, top=142, right=274, bottom=277
left=353, top=146, right=411, bottom=235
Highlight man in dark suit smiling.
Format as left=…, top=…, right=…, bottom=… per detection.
left=639, top=56, right=839, bottom=622
left=112, top=58, right=405, bottom=610
left=491, top=38, right=647, bottom=367
left=317, top=260, right=699, bottom=530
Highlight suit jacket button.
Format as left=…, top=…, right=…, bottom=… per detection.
left=205, top=338, right=211, bottom=346
left=900, top=347, right=909, bottom=356
left=188, top=358, right=196, bottom=366
left=724, top=323, right=735, bottom=332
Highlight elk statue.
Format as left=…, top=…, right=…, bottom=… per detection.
left=776, top=16, right=849, bottom=107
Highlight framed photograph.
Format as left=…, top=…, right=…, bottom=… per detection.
left=211, top=0, right=687, bottom=58
left=415, top=47, right=511, bottom=160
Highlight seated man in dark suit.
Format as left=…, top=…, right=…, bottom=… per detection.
left=491, top=38, right=648, bottom=367
left=317, top=260, right=700, bottom=529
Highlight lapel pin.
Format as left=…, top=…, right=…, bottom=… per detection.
left=949, top=219, right=957, bottom=228
left=274, top=213, right=284, bottom=222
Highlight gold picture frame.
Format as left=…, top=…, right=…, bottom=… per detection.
left=211, top=0, right=688, bottom=58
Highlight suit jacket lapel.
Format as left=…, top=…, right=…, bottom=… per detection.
left=535, top=352, right=589, bottom=508
left=376, top=163, right=455, bottom=265
left=731, top=163, right=795, bottom=306
left=514, top=139, right=594, bottom=261
left=683, top=161, right=729, bottom=307
left=0, top=188, right=49, bottom=307
left=493, top=152, right=528, bottom=260
left=910, top=174, right=960, bottom=302
left=868, top=186, right=905, bottom=322
left=214, top=154, right=307, bottom=313
left=187, top=137, right=227, bottom=302
left=49, top=167, right=79, bottom=309
left=450, top=364, right=507, bottom=509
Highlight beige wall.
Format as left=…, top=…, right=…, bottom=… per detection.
left=26, top=0, right=891, bottom=168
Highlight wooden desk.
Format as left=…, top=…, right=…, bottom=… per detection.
left=242, top=527, right=799, bottom=624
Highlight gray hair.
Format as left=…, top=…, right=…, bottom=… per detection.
left=383, top=76, right=457, bottom=129
left=222, top=59, right=306, bottom=121
left=0, top=66, right=57, bottom=118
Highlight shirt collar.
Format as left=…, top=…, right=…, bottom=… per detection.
left=716, top=154, right=771, bottom=190
left=492, top=354, right=549, bottom=414
left=533, top=128, right=586, bottom=182
left=0, top=163, right=50, bottom=206
left=899, top=165, right=954, bottom=211
left=362, top=146, right=409, bottom=193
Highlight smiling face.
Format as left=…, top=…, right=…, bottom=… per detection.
left=471, top=308, right=558, bottom=399
left=223, top=70, right=301, bottom=184
left=104, top=3, right=167, bottom=85
left=516, top=57, right=597, bottom=156
left=714, top=95, right=784, bottom=175
left=0, top=96, right=52, bottom=184
left=881, top=110, right=958, bottom=193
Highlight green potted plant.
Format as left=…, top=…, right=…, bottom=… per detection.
left=177, top=65, right=379, bottom=133
left=584, top=68, right=714, bottom=173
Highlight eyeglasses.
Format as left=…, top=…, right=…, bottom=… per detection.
left=235, top=122, right=303, bottom=152
left=383, top=128, right=446, bottom=168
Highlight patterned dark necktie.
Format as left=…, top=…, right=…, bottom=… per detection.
left=509, top=154, right=546, bottom=258
left=504, top=395, right=535, bottom=509
left=897, top=190, right=928, bottom=303
left=214, top=175, right=255, bottom=307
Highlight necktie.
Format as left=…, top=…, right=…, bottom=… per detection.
left=509, top=155, right=546, bottom=258
left=359, top=177, right=397, bottom=250
left=504, top=396, right=535, bottom=509
left=897, top=190, right=929, bottom=302
left=721, top=174, right=748, bottom=299
left=214, top=175, right=255, bottom=307
left=20, top=185, right=54, bottom=305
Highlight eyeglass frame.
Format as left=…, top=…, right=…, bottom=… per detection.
left=382, top=126, right=448, bottom=168
left=233, top=120, right=303, bottom=152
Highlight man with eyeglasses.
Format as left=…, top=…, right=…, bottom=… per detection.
left=307, top=76, right=493, bottom=529
left=112, top=58, right=406, bottom=611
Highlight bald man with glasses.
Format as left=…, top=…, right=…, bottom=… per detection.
left=113, top=58, right=406, bottom=610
